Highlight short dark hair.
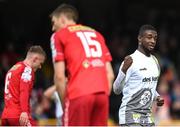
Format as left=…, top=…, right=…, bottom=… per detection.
left=50, top=3, right=79, bottom=22
left=138, top=24, right=157, bottom=36
left=28, top=45, right=46, bottom=58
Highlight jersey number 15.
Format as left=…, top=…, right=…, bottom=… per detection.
left=76, top=31, right=102, bottom=58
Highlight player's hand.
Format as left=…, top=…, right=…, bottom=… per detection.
left=19, top=112, right=30, bottom=126
left=156, top=96, right=164, bottom=106
left=121, top=55, right=133, bottom=74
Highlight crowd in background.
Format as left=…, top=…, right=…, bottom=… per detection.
left=1, top=1, right=180, bottom=125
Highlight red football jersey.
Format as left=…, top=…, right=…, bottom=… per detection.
left=50, top=24, right=112, bottom=99
left=1, top=62, right=34, bottom=118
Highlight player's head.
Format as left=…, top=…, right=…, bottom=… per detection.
left=138, top=24, right=157, bottom=52
left=50, top=3, right=79, bottom=31
left=26, top=45, right=46, bottom=71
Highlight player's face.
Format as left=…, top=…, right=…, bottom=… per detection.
left=139, top=30, right=157, bottom=51
left=32, top=54, right=45, bottom=71
left=51, top=15, right=64, bottom=32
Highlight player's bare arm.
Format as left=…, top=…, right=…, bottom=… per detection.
left=106, top=62, right=115, bottom=94
left=44, top=85, right=56, bottom=99
left=54, top=61, right=66, bottom=107
left=121, top=55, right=133, bottom=74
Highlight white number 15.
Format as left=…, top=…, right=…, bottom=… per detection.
left=76, top=31, right=102, bottom=58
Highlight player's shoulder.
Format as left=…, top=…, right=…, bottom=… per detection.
left=130, top=50, right=145, bottom=59
left=151, top=54, right=158, bottom=59
left=129, top=51, right=136, bottom=59
left=127, top=51, right=140, bottom=66
left=52, top=29, right=66, bottom=37
left=16, top=62, right=33, bottom=74
left=53, top=26, right=71, bottom=40
left=50, top=31, right=65, bottom=44
left=151, top=54, right=159, bottom=63
left=9, top=61, right=24, bottom=72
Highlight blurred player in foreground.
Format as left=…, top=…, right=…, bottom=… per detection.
left=1, top=45, right=46, bottom=126
left=44, top=85, right=63, bottom=125
left=50, top=3, right=114, bottom=126
left=113, top=24, right=164, bottom=126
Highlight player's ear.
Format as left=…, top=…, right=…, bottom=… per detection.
left=138, top=35, right=141, bottom=41
left=138, top=35, right=142, bottom=45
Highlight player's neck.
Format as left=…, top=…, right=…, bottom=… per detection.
left=138, top=47, right=151, bottom=57
left=66, top=20, right=76, bottom=26
left=23, top=59, right=32, bottom=68
left=59, top=21, right=76, bottom=30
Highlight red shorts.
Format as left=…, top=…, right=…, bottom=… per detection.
left=63, top=92, right=109, bottom=126
left=1, top=118, right=37, bottom=126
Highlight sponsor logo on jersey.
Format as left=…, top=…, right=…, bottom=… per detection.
left=82, top=59, right=104, bottom=68
left=139, top=67, right=147, bottom=71
left=142, top=76, right=158, bottom=82
left=139, top=90, right=151, bottom=105
left=82, top=59, right=90, bottom=68
left=132, top=113, right=141, bottom=123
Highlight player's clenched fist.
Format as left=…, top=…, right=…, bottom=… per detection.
left=121, top=55, right=133, bottom=74
left=156, top=96, right=164, bottom=106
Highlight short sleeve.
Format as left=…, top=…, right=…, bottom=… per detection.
left=50, top=33, right=65, bottom=62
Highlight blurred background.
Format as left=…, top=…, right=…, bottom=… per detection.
left=0, top=0, right=180, bottom=126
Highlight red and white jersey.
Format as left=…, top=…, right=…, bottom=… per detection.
left=2, top=62, right=34, bottom=118
left=50, top=24, right=112, bottom=99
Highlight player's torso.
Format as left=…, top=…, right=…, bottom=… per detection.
left=61, top=25, right=105, bottom=70
left=2, top=62, right=34, bottom=117
left=120, top=51, right=159, bottom=124
left=60, top=25, right=109, bottom=98
left=125, top=53, right=159, bottom=94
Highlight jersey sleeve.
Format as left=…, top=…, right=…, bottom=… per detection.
left=19, top=66, right=33, bottom=112
left=113, top=62, right=126, bottom=94
left=50, top=33, right=65, bottom=62
left=113, top=58, right=134, bottom=94
left=97, top=32, right=112, bottom=61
